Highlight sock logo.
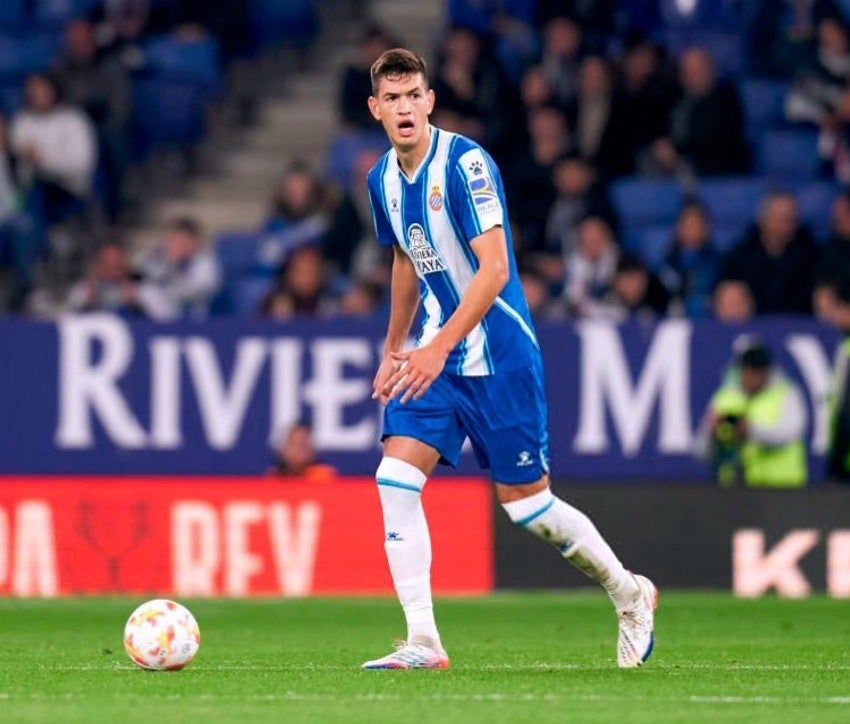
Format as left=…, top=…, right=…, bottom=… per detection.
left=386, top=531, right=403, bottom=542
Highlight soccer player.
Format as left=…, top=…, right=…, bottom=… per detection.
left=362, top=48, right=657, bottom=670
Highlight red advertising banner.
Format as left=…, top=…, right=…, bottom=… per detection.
left=0, top=477, right=493, bottom=597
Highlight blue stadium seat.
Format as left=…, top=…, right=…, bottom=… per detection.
left=665, top=30, right=744, bottom=77
left=131, top=76, right=207, bottom=154
left=34, top=0, right=99, bottom=28
left=660, top=0, right=739, bottom=28
left=797, top=181, right=840, bottom=240
left=233, top=277, right=271, bottom=317
left=741, top=79, right=789, bottom=139
left=611, top=178, right=684, bottom=227
left=0, top=1, right=26, bottom=31
left=713, top=223, right=745, bottom=253
left=0, top=80, right=22, bottom=114
left=758, top=130, right=821, bottom=179
left=325, top=130, right=390, bottom=191
left=215, top=232, right=262, bottom=277
left=696, top=177, right=769, bottom=225
left=248, top=0, right=318, bottom=49
left=0, top=34, right=57, bottom=78
left=143, top=36, right=222, bottom=95
left=624, top=225, right=673, bottom=271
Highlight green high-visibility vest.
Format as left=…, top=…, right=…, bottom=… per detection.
left=710, top=378, right=807, bottom=488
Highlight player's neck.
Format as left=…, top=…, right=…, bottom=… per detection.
left=396, top=125, right=432, bottom=180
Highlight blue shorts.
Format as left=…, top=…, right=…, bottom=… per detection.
left=381, top=358, right=550, bottom=484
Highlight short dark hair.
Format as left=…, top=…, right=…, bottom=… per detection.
left=168, top=216, right=202, bottom=239
left=370, top=48, right=428, bottom=95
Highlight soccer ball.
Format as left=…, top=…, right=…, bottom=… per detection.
left=124, top=599, right=201, bottom=670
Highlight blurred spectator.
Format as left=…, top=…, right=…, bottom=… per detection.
left=431, top=27, right=515, bottom=151
left=508, top=105, right=572, bottom=250
left=339, top=25, right=394, bottom=129
left=696, top=336, right=808, bottom=488
left=261, top=245, right=334, bottom=319
left=160, top=0, right=250, bottom=63
left=347, top=148, right=392, bottom=287
left=786, top=16, right=850, bottom=179
left=721, top=191, right=818, bottom=314
left=786, top=17, right=850, bottom=124
left=543, top=153, right=616, bottom=275
left=659, top=201, right=722, bottom=317
left=520, top=64, right=559, bottom=113
left=646, top=48, right=749, bottom=177
left=520, top=267, right=561, bottom=317
left=0, top=114, right=39, bottom=311
left=591, top=254, right=670, bottom=320
left=53, top=18, right=132, bottom=221
left=746, top=0, right=841, bottom=77
left=620, top=40, right=677, bottom=163
left=712, top=280, right=756, bottom=322
left=539, top=16, right=584, bottom=107
left=564, top=215, right=620, bottom=316
left=568, top=55, right=632, bottom=177
left=815, top=188, right=850, bottom=289
left=89, top=0, right=165, bottom=67
left=137, top=217, right=221, bottom=321
left=260, top=161, right=363, bottom=277
left=537, top=1, right=615, bottom=52
left=267, top=421, right=337, bottom=481
left=10, top=73, right=97, bottom=225
left=826, top=278, right=850, bottom=482
left=66, top=243, right=148, bottom=316
left=338, top=279, right=385, bottom=316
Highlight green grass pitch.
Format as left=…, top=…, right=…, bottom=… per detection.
left=0, top=593, right=848, bottom=723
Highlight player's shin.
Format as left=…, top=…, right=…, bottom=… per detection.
left=375, top=457, right=441, bottom=645
left=502, top=489, right=640, bottom=610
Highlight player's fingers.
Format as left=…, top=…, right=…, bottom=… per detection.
left=389, top=371, right=418, bottom=401
left=411, top=378, right=433, bottom=401
left=383, top=367, right=408, bottom=392
left=400, top=377, right=425, bottom=404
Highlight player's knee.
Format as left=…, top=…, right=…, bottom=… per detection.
left=375, top=456, right=427, bottom=495
left=494, top=476, right=549, bottom=504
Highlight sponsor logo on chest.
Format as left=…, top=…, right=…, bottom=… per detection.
left=406, top=224, right=447, bottom=275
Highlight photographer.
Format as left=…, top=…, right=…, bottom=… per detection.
left=696, top=337, right=808, bottom=488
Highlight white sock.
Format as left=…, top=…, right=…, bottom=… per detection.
left=375, top=457, right=441, bottom=645
left=503, top=489, right=639, bottom=610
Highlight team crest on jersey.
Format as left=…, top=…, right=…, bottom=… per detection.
left=406, top=223, right=447, bottom=275
left=428, top=185, right=443, bottom=211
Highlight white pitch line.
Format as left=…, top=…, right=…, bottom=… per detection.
left=1, top=692, right=848, bottom=705
left=12, top=661, right=850, bottom=673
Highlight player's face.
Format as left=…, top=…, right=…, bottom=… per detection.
left=368, top=73, right=434, bottom=152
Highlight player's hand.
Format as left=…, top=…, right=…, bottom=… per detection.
left=385, top=345, right=448, bottom=404
left=372, top=355, right=401, bottom=405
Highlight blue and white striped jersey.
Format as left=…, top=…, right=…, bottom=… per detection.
left=367, top=126, right=540, bottom=376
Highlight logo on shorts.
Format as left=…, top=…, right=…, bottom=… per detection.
left=406, top=223, right=447, bottom=275
left=517, top=451, right=534, bottom=467
left=428, top=185, right=443, bottom=211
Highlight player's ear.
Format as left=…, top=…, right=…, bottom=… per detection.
left=426, top=88, right=435, bottom=115
left=368, top=95, right=382, bottom=122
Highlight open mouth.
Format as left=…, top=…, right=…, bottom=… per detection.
left=397, top=119, right=415, bottom=137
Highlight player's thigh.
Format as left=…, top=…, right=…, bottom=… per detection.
left=460, top=363, right=550, bottom=485
left=381, top=373, right=465, bottom=473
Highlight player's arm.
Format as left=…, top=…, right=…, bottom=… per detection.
left=384, top=226, right=509, bottom=403
left=373, top=245, right=420, bottom=403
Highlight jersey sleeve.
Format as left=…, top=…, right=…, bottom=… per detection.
left=367, top=173, right=398, bottom=248
left=450, top=147, right=506, bottom=242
